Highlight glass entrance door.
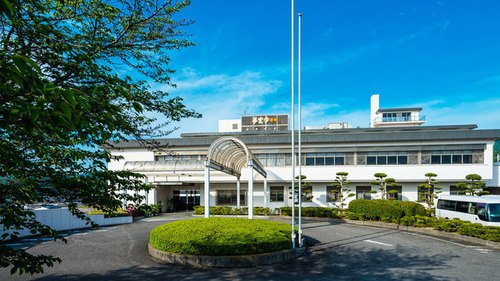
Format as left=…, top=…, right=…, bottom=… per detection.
left=173, top=190, right=200, bottom=211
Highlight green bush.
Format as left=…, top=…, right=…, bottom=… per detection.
left=277, top=207, right=340, bottom=218
left=253, top=207, right=272, bottom=216
left=193, top=205, right=204, bottom=215
left=348, top=199, right=403, bottom=221
left=87, top=208, right=130, bottom=218
left=150, top=218, right=293, bottom=256
left=193, top=206, right=268, bottom=216
left=393, top=201, right=426, bottom=217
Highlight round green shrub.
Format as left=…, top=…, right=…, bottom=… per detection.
left=150, top=218, right=293, bottom=256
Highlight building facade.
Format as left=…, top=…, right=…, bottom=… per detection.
left=108, top=96, right=500, bottom=212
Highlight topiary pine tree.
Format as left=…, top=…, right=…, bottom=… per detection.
left=289, top=175, right=313, bottom=204
left=331, top=172, right=355, bottom=210
left=418, top=173, right=442, bottom=210
left=457, top=174, right=489, bottom=196
left=370, top=173, right=399, bottom=200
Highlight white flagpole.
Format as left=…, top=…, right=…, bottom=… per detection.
left=298, top=12, right=303, bottom=248
left=290, top=0, right=296, bottom=249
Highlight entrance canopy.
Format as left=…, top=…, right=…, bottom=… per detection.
left=206, top=136, right=266, bottom=178
left=204, top=136, right=267, bottom=219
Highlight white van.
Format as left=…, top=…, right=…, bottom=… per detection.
left=436, top=195, right=500, bottom=227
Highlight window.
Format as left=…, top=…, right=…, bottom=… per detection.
left=437, top=199, right=456, bottom=211
left=456, top=201, right=469, bottom=213
left=304, top=153, right=346, bottom=166
left=402, top=112, right=411, bottom=121
left=359, top=152, right=408, bottom=165
left=232, top=123, right=238, bottom=130
left=327, top=186, right=341, bottom=202
left=154, top=155, right=201, bottom=161
left=424, top=150, right=480, bottom=164
left=255, top=153, right=287, bottom=167
left=468, top=202, right=477, bottom=214
left=477, top=203, right=488, bottom=221
left=387, top=185, right=402, bottom=200
left=449, top=185, right=461, bottom=195
left=270, top=186, right=284, bottom=202
left=216, top=190, right=246, bottom=206
left=382, top=112, right=397, bottom=122
left=356, top=186, right=372, bottom=200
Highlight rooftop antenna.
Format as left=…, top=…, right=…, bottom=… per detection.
left=242, top=105, right=249, bottom=116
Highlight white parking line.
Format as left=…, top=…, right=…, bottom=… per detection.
left=363, top=239, right=393, bottom=247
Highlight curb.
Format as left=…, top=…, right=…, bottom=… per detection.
left=148, top=242, right=305, bottom=268
left=295, top=216, right=500, bottom=250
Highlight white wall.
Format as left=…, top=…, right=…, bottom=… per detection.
left=218, top=119, right=241, bottom=132
left=370, top=94, right=379, bottom=128
left=108, top=149, right=155, bottom=171
left=486, top=163, right=500, bottom=187
left=1, top=208, right=132, bottom=239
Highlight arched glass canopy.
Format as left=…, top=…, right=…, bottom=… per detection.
left=204, top=136, right=267, bottom=219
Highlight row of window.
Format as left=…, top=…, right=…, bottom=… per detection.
left=155, top=150, right=484, bottom=166
left=214, top=186, right=404, bottom=206
left=382, top=112, right=412, bottom=122
left=437, top=199, right=488, bottom=220
left=215, top=186, right=469, bottom=206
left=155, top=155, right=202, bottom=161
left=254, top=150, right=482, bottom=166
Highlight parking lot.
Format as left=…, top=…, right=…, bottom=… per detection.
left=2, top=212, right=499, bottom=281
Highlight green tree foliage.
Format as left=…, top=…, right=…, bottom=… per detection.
left=457, top=174, right=489, bottom=196
left=417, top=173, right=442, bottom=210
left=370, top=173, right=399, bottom=200
left=331, top=172, right=355, bottom=210
left=289, top=175, right=313, bottom=204
left=0, top=0, right=199, bottom=275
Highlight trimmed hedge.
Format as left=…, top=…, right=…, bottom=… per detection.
left=278, top=207, right=341, bottom=218
left=349, top=199, right=403, bottom=221
left=150, top=218, right=293, bottom=256
left=193, top=206, right=272, bottom=216
left=87, top=208, right=130, bottom=218
left=348, top=199, right=425, bottom=221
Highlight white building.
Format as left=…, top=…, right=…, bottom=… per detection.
left=108, top=95, right=500, bottom=212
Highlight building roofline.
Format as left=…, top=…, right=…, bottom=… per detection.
left=180, top=124, right=478, bottom=138
left=104, top=125, right=500, bottom=149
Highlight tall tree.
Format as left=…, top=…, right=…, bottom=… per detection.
left=417, top=173, right=442, bottom=210
left=331, top=172, right=355, bottom=210
left=457, top=174, right=489, bottom=196
left=370, top=173, right=398, bottom=200
left=0, top=0, right=199, bottom=275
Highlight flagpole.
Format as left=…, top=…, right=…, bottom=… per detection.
left=290, top=0, right=296, bottom=249
left=298, top=12, right=303, bottom=248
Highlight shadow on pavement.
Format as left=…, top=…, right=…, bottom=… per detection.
left=30, top=245, right=458, bottom=281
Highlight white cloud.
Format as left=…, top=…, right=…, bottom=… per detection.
left=156, top=69, right=283, bottom=136
left=425, top=98, right=500, bottom=129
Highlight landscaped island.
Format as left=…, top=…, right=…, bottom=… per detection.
left=149, top=217, right=293, bottom=256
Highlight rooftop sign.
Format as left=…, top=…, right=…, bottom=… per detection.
left=241, top=115, right=289, bottom=132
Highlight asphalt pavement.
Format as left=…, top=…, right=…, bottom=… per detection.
left=1, top=212, right=499, bottom=281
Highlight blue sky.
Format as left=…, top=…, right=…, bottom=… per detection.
left=154, top=0, right=500, bottom=137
